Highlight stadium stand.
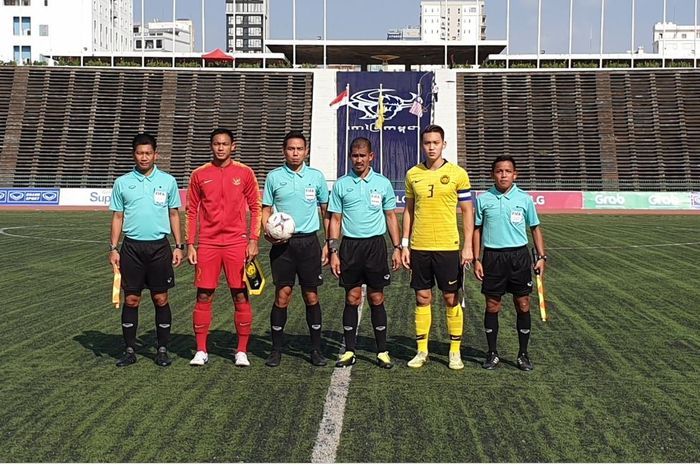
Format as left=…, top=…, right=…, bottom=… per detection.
left=0, top=67, right=313, bottom=188
left=458, top=69, right=700, bottom=191
left=1, top=67, right=699, bottom=191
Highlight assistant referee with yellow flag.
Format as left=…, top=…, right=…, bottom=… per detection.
left=109, top=133, right=184, bottom=367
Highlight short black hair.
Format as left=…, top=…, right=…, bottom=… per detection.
left=210, top=127, right=235, bottom=144
left=283, top=130, right=307, bottom=148
left=421, top=124, right=445, bottom=141
left=491, top=155, right=517, bottom=172
left=132, top=132, right=157, bottom=151
left=350, top=137, right=372, bottom=153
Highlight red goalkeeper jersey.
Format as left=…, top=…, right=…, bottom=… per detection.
left=186, top=160, right=261, bottom=246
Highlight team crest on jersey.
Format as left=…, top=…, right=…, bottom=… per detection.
left=232, top=178, right=241, bottom=186
left=440, top=175, right=450, bottom=185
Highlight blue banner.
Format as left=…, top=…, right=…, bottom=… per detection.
left=335, top=72, right=434, bottom=184
left=4, top=188, right=60, bottom=205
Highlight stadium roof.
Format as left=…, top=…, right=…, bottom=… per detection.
left=265, top=39, right=507, bottom=66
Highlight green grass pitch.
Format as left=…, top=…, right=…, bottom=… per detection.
left=0, top=211, right=698, bottom=462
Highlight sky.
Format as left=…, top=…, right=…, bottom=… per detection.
left=133, top=0, right=699, bottom=54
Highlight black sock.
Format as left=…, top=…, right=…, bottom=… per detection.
left=270, top=305, right=287, bottom=351
left=370, top=303, right=388, bottom=353
left=342, top=303, right=359, bottom=352
left=121, top=304, right=138, bottom=349
left=306, top=303, right=322, bottom=350
left=517, top=311, right=531, bottom=354
left=155, top=303, right=172, bottom=349
left=484, top=310, right=499, bottom=353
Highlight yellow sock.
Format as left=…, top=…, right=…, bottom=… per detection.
left=446, top=304, right=463, bottom=352
left=415, top=305, right=431, bottom=352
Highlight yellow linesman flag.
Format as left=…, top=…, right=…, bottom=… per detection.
left=531, top=248, right=547, bottom=321
left=376, top=89, right=385, bottom=130
left=112, top=264, right=121, bottom=308
left=535, top=274, right=547, bottom=321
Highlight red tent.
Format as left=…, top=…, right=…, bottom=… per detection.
left=202, top=48, right=234, bottom=61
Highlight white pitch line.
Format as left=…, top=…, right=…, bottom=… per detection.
left=0, top=225, right=101, bottom=243
left=311, top=366, right=352, bottom=463
left=311, top=284, right=366, bottom=463
left=549, top=241, right=700, bottom=251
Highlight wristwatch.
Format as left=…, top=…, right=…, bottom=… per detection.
left=536, top=255, right=548, bottom=262
left=175, top=243, right=185, bottom=250
left=329, top=247, right=338, bottom=254
left=109, top=244, right=118, bottom=252
left=393, top=244, right=402, bottom=250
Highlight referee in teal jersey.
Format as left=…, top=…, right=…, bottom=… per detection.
left=327, top=137, right=402, bottom=369
left=109, top=133, right=184, bottom=367
left=472, top=155, right=546, bottom=371
left=261, top=130, right=330, bottom=367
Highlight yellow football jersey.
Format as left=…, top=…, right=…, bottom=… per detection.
left=405, top=162, right=472, bottom=251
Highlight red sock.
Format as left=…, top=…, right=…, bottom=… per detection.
left=193, top=301, right=213, bottom=352
left=234, top=301, right=252, bottom=353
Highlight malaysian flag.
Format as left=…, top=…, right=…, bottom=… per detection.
left=409, top=97, right=423, bottom=118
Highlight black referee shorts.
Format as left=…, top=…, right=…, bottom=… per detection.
left=338, top=235, right=391, bottom=290
left=409, top=250, right=462, bottom=292
left=119, top=236, right=175, bottom=294
left=480, top=246, right=533, bottom=297
left=269, top=232, right=323, bottom=288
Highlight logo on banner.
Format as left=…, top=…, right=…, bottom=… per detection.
left=531, top=195, right=546, bottom=205
left=0, top=190, right=6, bottom=203
left=691, top=192, right=700, bottom=209
left=348, top=89, right=417, bottom=129
left=594, top=194, right=626, bottom=206
left=5, top=189, right=60, bottom=205
left=648, top=193, right=681, bottom=207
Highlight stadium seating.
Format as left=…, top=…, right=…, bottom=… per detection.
left=1, top=67, right=699, bottom=191
left=0, top=67, right=313, bottom=188
left=458, top=69, right=700, bottom=191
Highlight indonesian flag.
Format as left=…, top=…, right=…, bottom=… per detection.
left=329, top=88, right=349, bottom=109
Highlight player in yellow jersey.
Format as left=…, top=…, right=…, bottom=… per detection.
left=401, top=125, right=474, bottom=370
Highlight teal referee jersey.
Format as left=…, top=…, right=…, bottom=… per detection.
left=475, top=184, right=540, bottom=249
left=110, top=165, right=181, bottom=241
left=262, top=163, right=329, bottom=234
left=328, top=168, right=396, bottom=238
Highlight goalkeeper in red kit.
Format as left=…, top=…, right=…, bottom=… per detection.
left=186, top=128, right=262, bottom=367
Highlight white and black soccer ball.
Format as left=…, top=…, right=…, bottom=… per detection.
left=266, top=212, right=296, bottom=241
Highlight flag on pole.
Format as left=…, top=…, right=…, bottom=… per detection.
left=376, top=89, right=385, bottom=130
left=409, top=97, right=424, bottom=118
left=329, top=88, right=349, bottom=109
left=112, top=264, right=121, bottom=309
left=531, top=248, right=548, bottom=321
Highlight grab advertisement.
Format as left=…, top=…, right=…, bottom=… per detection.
left=584, top=192, right=692, bottom=210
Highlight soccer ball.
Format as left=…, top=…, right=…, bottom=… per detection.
left=266, top=212, right=296, bottom=240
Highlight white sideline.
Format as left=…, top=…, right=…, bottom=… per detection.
left=311, top=284, right=366, bottom=463
left=0, top=226, right=101, bottom=243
